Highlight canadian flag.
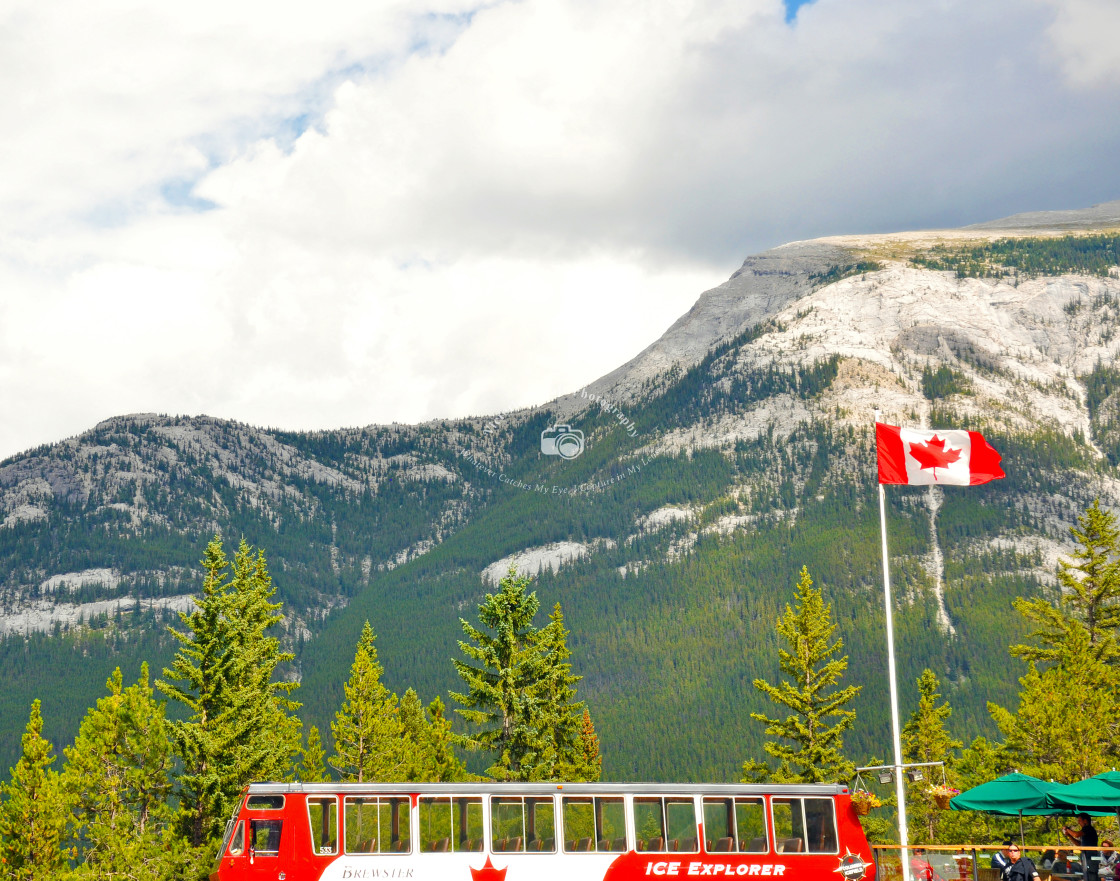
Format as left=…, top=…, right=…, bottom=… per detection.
left=876, top=422, right=1005, bottom=486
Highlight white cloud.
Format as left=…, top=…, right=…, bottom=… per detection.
left=1043, top=0, right=1120, bottom=87
left=2, top=0, right=1120, bottom=460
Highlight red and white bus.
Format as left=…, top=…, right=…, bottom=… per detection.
left=210, top=782, right=875, bottom=881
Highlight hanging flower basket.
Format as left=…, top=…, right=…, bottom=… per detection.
left=927, top=785, right=959, bottom=810
left=850, top=790, right=882, bottom=816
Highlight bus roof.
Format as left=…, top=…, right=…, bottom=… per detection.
left=245, top=782, right=850, bottom=796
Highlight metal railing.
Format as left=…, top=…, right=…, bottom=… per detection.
left=869, top=844, right=1099, bottom=881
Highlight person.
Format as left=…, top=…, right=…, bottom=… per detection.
left=1052, top=851, right=1074, bottom=874
left=1099, top=841, right=1117, bottom=880
left=1040, top=850, right=1056, bottom=871
left=994, top=842, right=1015, bottom=878
left=1064, top=814, right=1099, bottom=880
left=1006, top=844, right=1042, bottom=881
left=911, top=848, right=947, bottom=881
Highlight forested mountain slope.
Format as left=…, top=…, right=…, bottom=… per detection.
left=3, top=200, right=1120, bottom=777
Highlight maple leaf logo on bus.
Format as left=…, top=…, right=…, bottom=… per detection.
left=470, top=857, right=508, bottom=881
left=907, top=435, right=961, bottom=480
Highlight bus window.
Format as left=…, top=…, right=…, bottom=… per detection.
left=345, top=797, right=411, bottom=854
left=736, top=798, right=768, bottom=853
left=804, top=798, right=838, bottom=853
left=491, top=797, right=525, bottom=853
left=634, top=797, right=698, bottom=853
left=247, top=795, right=284, bottom=811
left=666, top=799, right=699, bottom=853
left=562, top=797, right=624, bottom=853
left=772, top=797, right=837, bottom=854
left=705, top=797, right=767, bottom=853
left=455, top=797, right=484, bottom=852
left=308, top=797, right=338, bottom=855
left=228, top=821, right=245, bottom=856
left=249, top=819, right=282, bottom=855
left=527, top=798, right=556, bottom=852
left=419, top=796, right=484, bottom=853
left=490, top=796, right=555, bottom=853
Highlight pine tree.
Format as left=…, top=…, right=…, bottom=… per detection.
left=901, top=669, right=962, bottom=844
left=61, top=664, right=176, bottom=879
left=158, top=536, right=302, bottom=848
left=1012, top=500, right=1120, bottom=664
left=990, top=627, right=1118, bottom=783
left=742, top=566, right=861, bottom=783
left=399, top=688, right=431, bottom=782
left=569, top=708, right=603, bottom=782
left=329, top=621, right=406, bottom=782
left=299, top=726, right=331, bottom=783
left=533, top=603, right=586, bottom=780
left=0, top=700, right=68, bottom=879
left=423, top=697, right=470, bottom=783
left=451, top=566, right=552, bottom=781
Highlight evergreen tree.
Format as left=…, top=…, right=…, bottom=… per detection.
left=535, top=603, right=586, bottom=780
left=329, top=621, right=405, bottom=782
left=0, top=700, right=68, bottom=879
left=1012, top=500, right=1120, bottom=664
left=157, top=536, right=301, bottom=848
left=990, top=627, right=1119, bottom=783
left=901, top=669, right=962, bottom=844
left=569, top=708, right=603, bottom=782
left=423, top=697, right=470, bottom=783
left=298, top=725, right=330, bottom=783
left=937, top=737, right=1020, bottom=845
left=451, top=566, right=552, bottom=781
left=399, top=688, right=430, bottom=782
left=61, top=664, right=176, bottom=879
left=742, top=566, right=860, bottom=783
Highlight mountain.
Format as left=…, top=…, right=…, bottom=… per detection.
left=3, top=200, right=1120, bottom=778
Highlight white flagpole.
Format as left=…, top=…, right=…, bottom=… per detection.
left=875, top=411, right=910, bottom=881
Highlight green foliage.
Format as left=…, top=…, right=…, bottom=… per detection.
left=921, top=364, right=970, bottom=401
left=451, top=568, right=588, bottom=781
left=329, top=621, right=406, bottom=782
left=1083, top=363, right=1120, bottom=466
left=573, top=708, right=603, bottom=782
left=809, top=261, right=884, bottom=287
left=911, top=234, right=1120, bottom=279
left=1012, top=500, right=1120, bottom=664
left=901, top=670, right=962, bottom=844
left=60, top=665, right=177, bottom=879
left=451, top=566, right=551, bottom=781
left=157, top=537, right=301, bottom=847
left=743, top=566, right=860, bottom=784
left=990, top=627, right=1120, bottom=783
left=0, top=700, right=68, bottom=879
left=298, top=725, right=330, bottom=783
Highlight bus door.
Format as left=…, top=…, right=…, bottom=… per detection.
left=238, top=795, right=291, bottom=881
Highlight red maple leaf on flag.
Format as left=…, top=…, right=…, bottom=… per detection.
left=908, top=435, right=962, bottom=479
left=470, top=857, right=508, bottom=881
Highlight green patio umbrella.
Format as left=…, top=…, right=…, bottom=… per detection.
left=1044, top=774, right=1120, bottom=877
left=1046, top=772, right=1120, bottom=814
left=951, top=772, right=1060, bottom=843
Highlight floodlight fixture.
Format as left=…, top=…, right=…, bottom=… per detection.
left=907, top=768, right=924, bottom=783
left=877, top=770, right=893, bottom=785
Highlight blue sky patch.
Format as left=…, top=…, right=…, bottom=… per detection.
left=784, top=0, right=815, bottom=23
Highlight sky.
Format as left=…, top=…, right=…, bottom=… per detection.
left=2, top=0, right=1120, bottom=462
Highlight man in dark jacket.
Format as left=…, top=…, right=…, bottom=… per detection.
left=1006, top=845, right=1042, bottom=881
left=993, top=841, right=1014, bottom=878
left=1066, top=814, right=1100, bottom=881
